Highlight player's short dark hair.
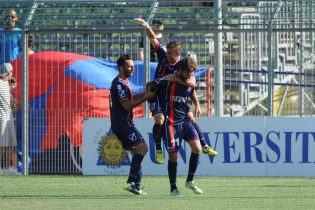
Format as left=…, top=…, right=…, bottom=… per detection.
left=166, top=41, right=181, bottom=49
left=117, top=54, right=132, bottom=68
left=179, top=57, right=198, bottom=73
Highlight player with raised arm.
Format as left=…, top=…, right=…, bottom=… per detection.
left=135, top=18, right=217, bottom=165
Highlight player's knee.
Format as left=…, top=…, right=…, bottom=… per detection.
left=154, top=113, right=164, bottom=125
left=189, top=140, right=202, bottom=154
left=169, top=152, right=178, bottom=162
left=136, top=142, right=148, bottom=155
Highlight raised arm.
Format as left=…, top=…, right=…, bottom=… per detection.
left=134, top=18, right=159, bottom=49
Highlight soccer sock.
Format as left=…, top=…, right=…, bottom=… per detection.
left=168, top=160, right=178, bottom=191
left=153, top=123, right=162, bottom=151
left=127, top=153, right=144, bottom=184
left=186, top=152, right=200, bottom=182
left=193, top=123, right=206, bottom=147
left=135, top=165, right=142, bottom=190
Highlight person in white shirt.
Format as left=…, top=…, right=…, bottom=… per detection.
left=0, top=63, right=18, bottom=174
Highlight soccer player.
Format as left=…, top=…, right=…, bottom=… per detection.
left=110, top=55, right=155, bottom=195
left=135, top=18, right=217, bottom=164
left=155, top=57, right=204, bottom=196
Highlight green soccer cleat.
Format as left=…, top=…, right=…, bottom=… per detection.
left=202, top=145, right=218, bottom=156
left=155, top=150, right=164, bottom=164
left=123, top=182, right=140, bottom=195
left=170, top=189, right=182, bottom=197
left=185, top=181, right=203, bottom=194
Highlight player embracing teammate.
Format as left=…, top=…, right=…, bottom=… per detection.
left=135, top=18, right=217, bottom=196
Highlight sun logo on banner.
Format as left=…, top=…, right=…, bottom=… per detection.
left=98, top=134, right=126, bottom=168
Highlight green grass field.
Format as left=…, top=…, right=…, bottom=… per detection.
left=1, top=175, right=315, bottom=210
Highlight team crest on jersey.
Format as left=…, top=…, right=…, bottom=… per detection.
left=128, top=133, right=137, bottom=141
left=118, top=89, right=125, bottom=98
left=98, top=134, right=126, bottom=168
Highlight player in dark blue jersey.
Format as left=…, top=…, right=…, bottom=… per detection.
left=135, top=18, right=217, bottom=164
left=110, top=55, right=155, bottom=195
left=155, top=57, right=204, bottom=196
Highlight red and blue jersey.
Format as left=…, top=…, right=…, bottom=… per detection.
left=154, top=43, right=180, bottom=79
left=110, top=75, right=134, bottom=132
left=156, top=79, right=193, bottom=125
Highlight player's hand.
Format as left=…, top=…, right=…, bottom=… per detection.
left=145, top=85, right=156, bottom=99
left=163, top=74, right=178, bottom=82
left=134, top=18, right=148, bottom=27
left=195, top=104, right=201, bottom=117
left=187, top=111, right=196, bottom=123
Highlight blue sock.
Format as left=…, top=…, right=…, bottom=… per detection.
left=127, top=154, right=144, bottom=184
left=135, top=165, right=142, bottom=190
left=186, top=152, right=200, bottom=182
left=168, top=160, right=178, bottom=191
left=193, top=123, right=206, bottom=147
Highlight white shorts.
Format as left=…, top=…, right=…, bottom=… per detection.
left=0, top=119, right=17, bottom=147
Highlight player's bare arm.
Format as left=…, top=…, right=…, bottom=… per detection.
left=191, top=89, right=201, bottom=117
left=121, top=88, right=156, bottom=111
left=134, top=18, right=159, bottom=49
left=163, top=74, right=196, bottom=88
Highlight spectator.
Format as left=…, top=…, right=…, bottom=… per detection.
left=138, top=20, right=168, bottom=62
left=28, top=34, right=34, bottom=54
left=0, top=63, right=18, bottom=174
left=9, top=77, right=21, bottom=113
left=0, top=9, right=22, bottom=64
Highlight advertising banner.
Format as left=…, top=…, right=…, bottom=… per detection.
left=83, top=117, right=315, bottom=176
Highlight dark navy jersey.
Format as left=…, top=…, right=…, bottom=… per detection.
left=154, top=43, right=181, bottom=79
left=110, top=75, right=134, bottom=132
left=156, top=78, right=193, bottom=125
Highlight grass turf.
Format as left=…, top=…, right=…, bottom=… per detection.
left=0, top=175, right=315, bottom=210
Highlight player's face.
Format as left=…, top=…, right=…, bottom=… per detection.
left=179, top=69, right=194, bottom=81
left=122, top=59, right=134, bottom=78
left=166, top=46, right=181, bottom=64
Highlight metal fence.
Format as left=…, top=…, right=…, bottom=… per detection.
left=0, top=0, right=314, bottom=174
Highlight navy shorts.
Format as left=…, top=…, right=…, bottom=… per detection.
left=163, top=120, right=199, bottom=153
left=149, top=96, right=163, bottom=116
left=114, top=126, right=145, bottom=150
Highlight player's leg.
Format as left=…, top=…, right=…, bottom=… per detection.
left=164, top=120, right=181, bottom=196
left=117, top=128, right=148, bottom=195
left=187, top=111, right=217, bottom=156
left=184, top=123, right=203, bottom=194
left=168, top=151, right=180, bottom=196
left=153, top=112, right=165, bottom=164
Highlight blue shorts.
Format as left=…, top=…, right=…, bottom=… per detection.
left=163, top=120, right=199, bottom=153
left=149, top=96, right=163, bottom=116
left=114, top=126, right=145, bottom=150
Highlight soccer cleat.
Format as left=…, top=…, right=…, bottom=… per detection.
left=170, top=189, right=181, bottom=197
left=155, top=150, right=164, bottom=164
left=123, top=182, right=140, bottom=195
left=202, top=145, right=218, bottom=156
left=185, top=181, right=203, bottom=194
left=138, top=189, right=148, bottom=196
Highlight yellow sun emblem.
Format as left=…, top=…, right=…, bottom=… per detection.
left=98, top=134, right=126, bottom=168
